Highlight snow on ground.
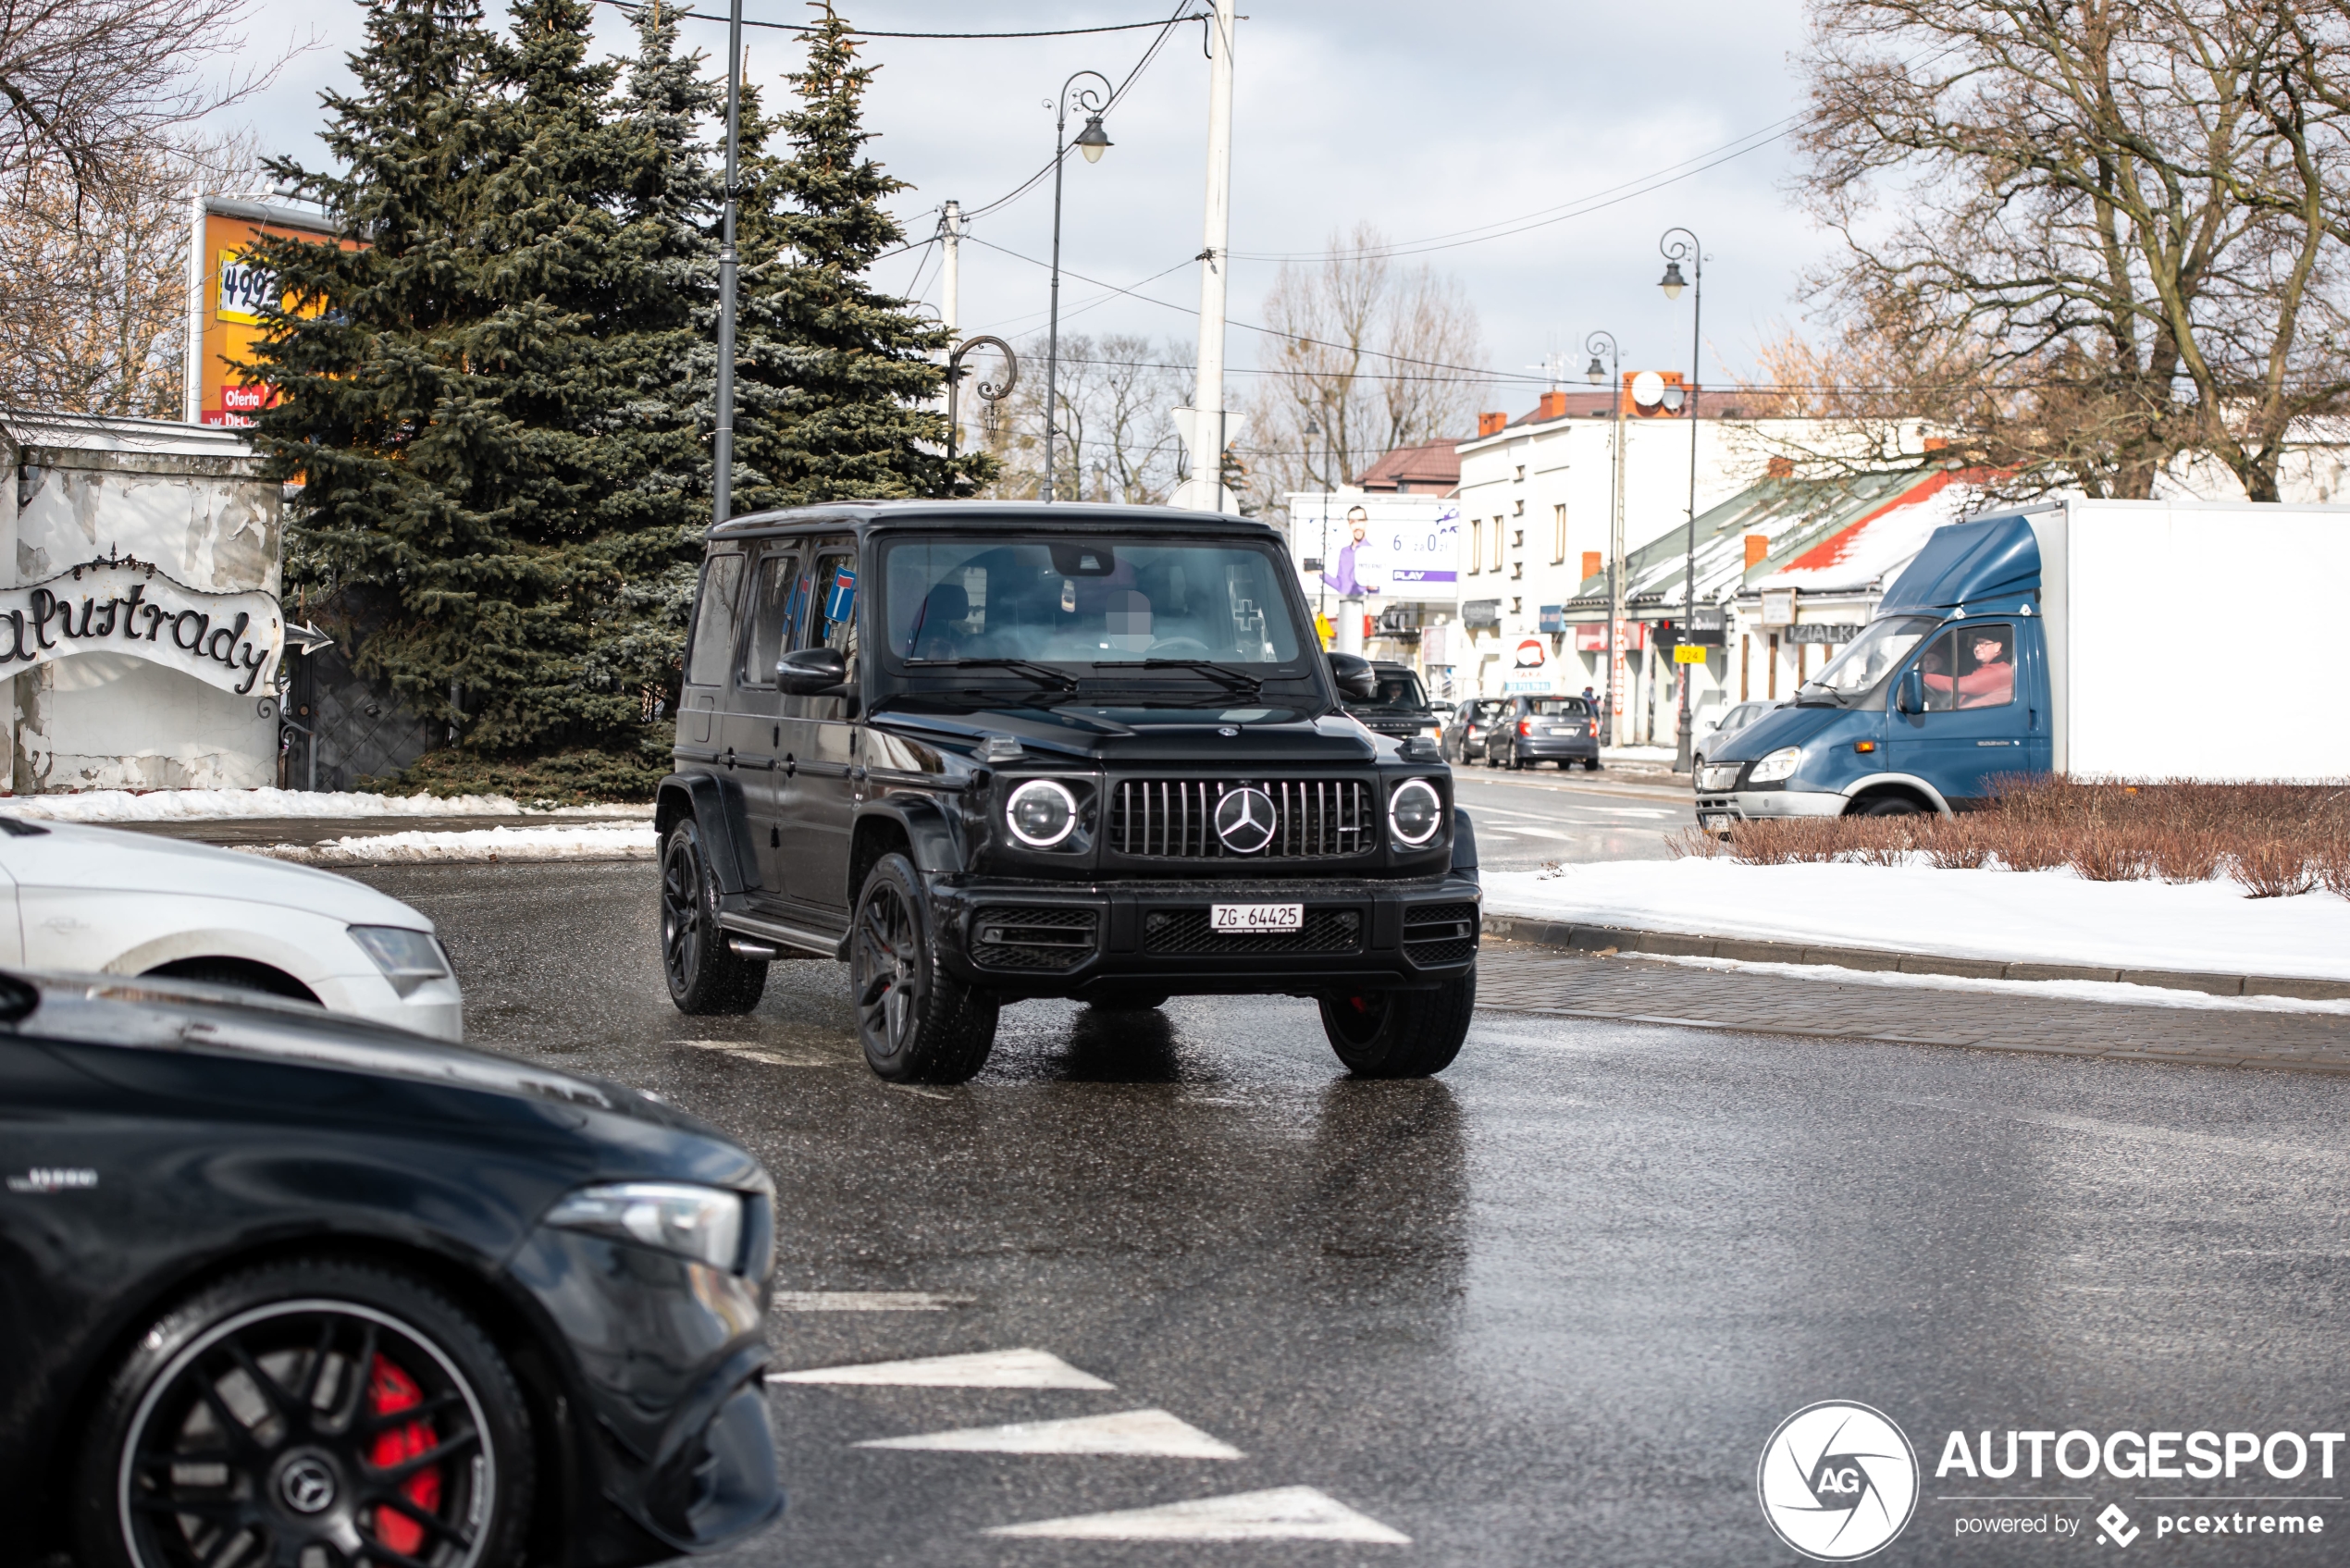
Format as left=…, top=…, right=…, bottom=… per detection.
left=241, top=824, right=656, bottom=864
left=1483, top=858, right=2350, bottom=982
left=3, top=788, right=651, bottom=821
left=1648, top=954, right=2350, bottom=1015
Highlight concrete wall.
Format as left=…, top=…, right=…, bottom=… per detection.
left=5, top=416, right=282, bottom=792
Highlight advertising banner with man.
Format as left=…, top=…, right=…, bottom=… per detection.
left=1286, top=494, right=1461, bottom=604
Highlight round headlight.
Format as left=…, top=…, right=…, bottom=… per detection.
left=1005, top=778, right=1078, bottom=848
left=1388, top=777, right=1443, bottom=846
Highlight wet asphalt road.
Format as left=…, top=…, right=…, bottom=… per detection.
left=1448, top=767, right=1692, bottom=870
left=356, top=861, right=2350, bottom=1567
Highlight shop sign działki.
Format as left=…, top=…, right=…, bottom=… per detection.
left=0, top=555, right=282, bottom=696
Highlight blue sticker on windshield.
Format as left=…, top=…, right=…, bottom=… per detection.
left=824, top=565, right=857, bottom=625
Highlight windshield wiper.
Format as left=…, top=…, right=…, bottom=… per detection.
left=1793, top=680, right=1847, bottom=708
left=905, top=657, right=1079, bottom=694
left=1092, top=659, right=1263, bottom=698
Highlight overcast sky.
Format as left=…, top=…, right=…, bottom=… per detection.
left=218, top=0, right=1829, bottom=415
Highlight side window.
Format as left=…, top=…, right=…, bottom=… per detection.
left=1915, top=628, right=1960, bottom=712
left=1952, top=623, right=2016, bottom=710
left=800, top=548, right=859, bottom=662
left=738, top=549, right=802, bottom=686
left=684, top=554, right=746, bottom=686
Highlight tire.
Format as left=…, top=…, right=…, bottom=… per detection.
left=851, top=852, right=998, bottom=1083
left=1858, top=796, right=1922, bottom=818
left=1583, top=758, right=1602, bottom=772
left=73, top=1258, right=535, bottom=1568
left=661, top=818, right=767, bottom=1015
left=1317, top=969, right=1475, bottom=1078
left=1505, top=745, right=1524, bottom=771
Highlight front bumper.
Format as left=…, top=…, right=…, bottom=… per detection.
left=931, top=871, right=1483, bottom=998
left=312, top=971, right=466, bottom=1043
left=505, top=1227, right=781, bottom=1566
left=1692, top=786, right=1848, bottom=828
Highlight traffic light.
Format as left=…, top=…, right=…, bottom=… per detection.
left=1653, top=618, right=1680, bottom=648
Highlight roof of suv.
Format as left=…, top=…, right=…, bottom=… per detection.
left=709, top=499, right=1283, bottom=541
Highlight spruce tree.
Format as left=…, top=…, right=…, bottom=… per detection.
left=728, top=3, right=983, bottom=505
left=247, top=0, right=719, bottom=785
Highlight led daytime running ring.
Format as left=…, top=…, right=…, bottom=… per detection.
left=1005, top=777, right=1080, bottom=848
left=1388, top=777, right=1444, bottom=846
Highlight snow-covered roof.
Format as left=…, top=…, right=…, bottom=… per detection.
left=4, top=410, right=260, bottom=466
left=1755, top=470, right=1977, bottom=595
left=1553, top=467, right=1954, bottom=616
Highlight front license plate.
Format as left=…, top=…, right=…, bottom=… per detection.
left=1211, top=902, right=1304, bottom=933
left=1699, top=812, right=1729, bottom=830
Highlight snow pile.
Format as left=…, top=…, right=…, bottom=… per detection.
left=1653, top=955, right=2350, bottom=1016
left=1484, top=858, right=2350, bottom=982
left=243, top=824, right=658, bottom=865
left=4, top=788, right=652, bottom=822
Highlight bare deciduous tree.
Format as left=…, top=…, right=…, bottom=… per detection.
left=983, top=332, right=1190, bottom=504
left=0, top=0, right=288, bottom=207
left=1243, top=224, right=1486, bottom=518
left=1798, top=0, right=2350, bottom=500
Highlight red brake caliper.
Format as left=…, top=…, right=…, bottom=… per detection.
left=365, top=1353, right=442, bottom=1556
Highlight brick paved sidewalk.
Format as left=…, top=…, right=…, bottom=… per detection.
left=1472, top=943, right=2350, bottom=1073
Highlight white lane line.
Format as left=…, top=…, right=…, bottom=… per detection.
left=769, top=1291, right=975, bottom=1312
left=767, top=1347, right=1113, bottom=1389
left=858, top=1408, right=1242, bottom=1459
left=670, top=1038, right=833, bottom=1068
left=984, top=1486, right=1411, bottom=1543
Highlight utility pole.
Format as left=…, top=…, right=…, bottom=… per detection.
left=940, top=200, right=960, bottom=452
left=1178, top=0, right=1236, bottom=512
left=711, top=0, right=745, bottom=529
left=1659, top=227, right=1702, bottom=773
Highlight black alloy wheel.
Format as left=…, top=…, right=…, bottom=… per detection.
left=1317, top=969, right=1476, bottom=1078
left=850, top=852, right=997, bottom=1083
left=75, top=1261, right=533, bottom=1568
left=661, top=818, right=766, bottom=1014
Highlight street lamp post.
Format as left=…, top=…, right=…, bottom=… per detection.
left=1043, top=71, right=1113, bottom=503
left=1305, top=415, right=1327, bottom=620
left=1659, top=227, right=1702, bottom=773
left=711, top=0, right=747, bottom=528
left=1584, top=330, right=1623, bottom=748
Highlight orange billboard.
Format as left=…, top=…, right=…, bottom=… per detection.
left=183, top=196, right=359, bottom=427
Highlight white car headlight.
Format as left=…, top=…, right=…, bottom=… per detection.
left=1005, top=778, right=1079, bottom=847
left=1750, top=746, right=1802, bottom=784
left=1388, top=777, right=1444, bottom=846
left=348, top=925, right=451, bottom=996
left=544, top=1180, right=745, bottom=1271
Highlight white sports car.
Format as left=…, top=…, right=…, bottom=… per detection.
left=0, top=815, right=463, bottom=1040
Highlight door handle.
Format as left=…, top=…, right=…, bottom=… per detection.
left=783, top=753, right=796, bottom=776
left=850, top=766, right=868, bottom=781
left=724, top=747, right=736, bottom=770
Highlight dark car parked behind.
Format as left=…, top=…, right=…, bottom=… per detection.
left=0, top=971, right=781, bottom=1568
left=1486, top=696, right=1602, bottom=771
left=1441, top=697, right=1502, bottom=765
left=1342, top=661, right=1445, bottom=746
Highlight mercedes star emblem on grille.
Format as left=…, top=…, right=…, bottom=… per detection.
left=1213, top=786, right=1279, bottom=854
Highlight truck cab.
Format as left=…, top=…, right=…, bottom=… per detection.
left=1695, top=514, right=2051, bottom=824
left=655, top=501, right=1481, bottom=1083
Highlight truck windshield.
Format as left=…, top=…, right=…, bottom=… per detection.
left=879, top=536, right=1310, bottom=678
left=1800, top=616, right=1937, bottom=703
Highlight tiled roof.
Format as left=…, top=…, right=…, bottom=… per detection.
left=1354, top=438, right=1462, bottom=492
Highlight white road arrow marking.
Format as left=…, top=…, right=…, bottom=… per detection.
left=983, top=1486, right=1411, bottom=1542
left=856, top=1407, right=1242, bottom=1459
left=769, top=1291, right=975, bottom=1312
left=766, top=1347, right=1113, bottom=1389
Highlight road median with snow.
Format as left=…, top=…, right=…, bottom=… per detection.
left=1480, top=860, right=2350, bottom=1001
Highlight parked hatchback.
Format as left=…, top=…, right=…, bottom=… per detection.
left=0, top=970, right=781, bottom=1568
left=1485, top=696, right=1602, bottom=771
left=1693, top=699, right=1780, bottom=770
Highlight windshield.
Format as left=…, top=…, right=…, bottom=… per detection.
left=1801, top=616, right=1937, bottom=699
left=1351, top=671, right=1430, bottom=713
left=880, top=537, right=1307, bottom=674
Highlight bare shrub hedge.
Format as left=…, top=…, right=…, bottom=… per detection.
left=1712, top=777, right=2349, bottom=898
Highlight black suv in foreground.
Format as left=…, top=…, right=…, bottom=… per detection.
left=658, top=501, right=1480, bottom=1084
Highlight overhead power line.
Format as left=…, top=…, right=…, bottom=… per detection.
left=592, top=2, right=1198, bottom=40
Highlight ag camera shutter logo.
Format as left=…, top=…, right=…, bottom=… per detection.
left=1757, top=1401, right=1920, bottom=1561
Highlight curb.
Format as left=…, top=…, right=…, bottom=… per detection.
left=1479, top=913, right=2350, bottom=1003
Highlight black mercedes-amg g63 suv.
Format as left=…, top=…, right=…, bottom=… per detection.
left=656, top=501, right=1480, bottom=1083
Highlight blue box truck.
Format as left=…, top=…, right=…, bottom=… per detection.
left=1694, top=500, right=2350, bottom=826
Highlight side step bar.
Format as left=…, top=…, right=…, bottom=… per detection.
left=718, top=911, right=843, bottom=961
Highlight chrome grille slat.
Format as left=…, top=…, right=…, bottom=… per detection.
left=1107, top=778, right=1374, bottom=860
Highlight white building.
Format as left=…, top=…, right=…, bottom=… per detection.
left=4, top=414, right=288, bottom=791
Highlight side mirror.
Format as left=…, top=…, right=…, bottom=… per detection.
left=776, top=646, right=848, bottom=695
left=1894, top=668, right=1923, bottom=715
left=1326, top=651, right=1379, bottom=701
